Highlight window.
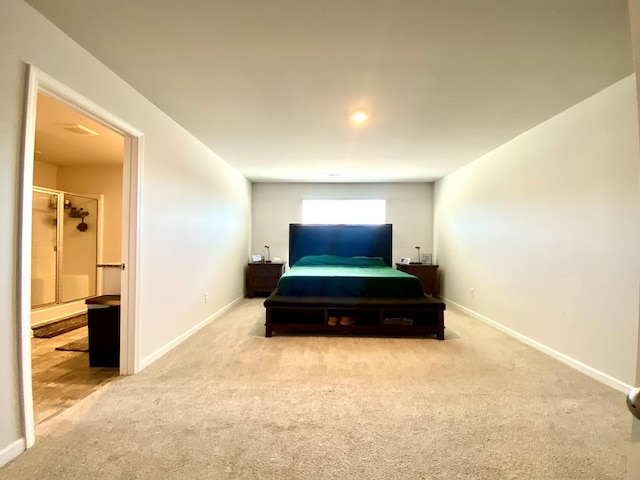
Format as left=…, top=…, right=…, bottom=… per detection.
left=302, top=199, right=386, bottom=224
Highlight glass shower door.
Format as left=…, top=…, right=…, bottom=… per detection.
left=61, top=194, right=98, bottom=303
left=31, top=191, right=58, bottom=308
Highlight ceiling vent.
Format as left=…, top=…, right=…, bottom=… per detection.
left=63, top=124, right=99, bottom=136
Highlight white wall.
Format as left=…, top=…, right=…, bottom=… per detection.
left=0, top=0, right=251, bottom=465
left=434, top=76, right=640, bottom=388
left=252, top=183, right=433, bottom=267
left=33, top=160, right=57, bottom=188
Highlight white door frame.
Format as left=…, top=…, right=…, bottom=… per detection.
left=628, top=0, right=640, bottom=477
left=18, top=65, right=144, bottom=447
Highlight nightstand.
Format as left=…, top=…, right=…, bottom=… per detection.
left=246, top=262, right=285, bottom=298
left=395, top=263, right=439, bottom=297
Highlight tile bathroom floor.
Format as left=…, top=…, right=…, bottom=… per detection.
left=31, top=326, right=119, bottom=425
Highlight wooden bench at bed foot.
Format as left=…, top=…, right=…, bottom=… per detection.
left=263, top=295, right=446, bottom=340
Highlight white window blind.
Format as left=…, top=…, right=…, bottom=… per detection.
left=302, top=200, right=386, bottom=224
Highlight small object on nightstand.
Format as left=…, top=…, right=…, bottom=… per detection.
left=421, top=253, right=432, bottom=265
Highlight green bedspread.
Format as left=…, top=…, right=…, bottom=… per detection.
left=275, top=255, right=424, bottom=297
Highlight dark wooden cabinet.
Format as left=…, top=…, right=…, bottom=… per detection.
left=395, top=263, right=439, bottom=297
left=246, top=262, right=285, bottom=297
left=86, top=295, right=121, bottom=368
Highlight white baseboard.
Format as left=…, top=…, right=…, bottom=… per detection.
left=0, top=438, right=25, bottom=469
left=444, top=297, right=633, bottom=394
left=31, top=300, right=86, bottom=328
left=139, top=295, right=244, bottom=371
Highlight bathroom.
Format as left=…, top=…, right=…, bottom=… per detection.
left=30, top=92, right=125, bottom=423
left=31, top=92, right=124, bottom=334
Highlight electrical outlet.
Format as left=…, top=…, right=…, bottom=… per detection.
left=204, top=293, right=208, bottom=304
left=470, top=288, right=475, bottom=298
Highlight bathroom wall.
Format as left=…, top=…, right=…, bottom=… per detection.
left=33, top=159, right=123, bottom=263
left=33, top=160, right=57, bottom=189
left=57, top=165, right=123, bottom=263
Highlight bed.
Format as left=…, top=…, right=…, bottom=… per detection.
left=263, top=224, right=446, bottom=339
left=274, top=254, right=424, bottom=297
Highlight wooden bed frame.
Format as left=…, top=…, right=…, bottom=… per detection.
left=263, top=224, right=446, bottom=339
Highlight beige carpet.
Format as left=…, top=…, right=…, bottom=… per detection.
left=1, top=299, right=630, bottom=479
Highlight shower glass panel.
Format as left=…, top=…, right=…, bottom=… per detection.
left=31, top=187, right=99, bottom=310
left=31, top=191, right=58, bottom=308
left=61, top=194, right=98, bottom=303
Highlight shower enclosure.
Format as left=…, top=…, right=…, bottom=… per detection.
left=31, top=187, right=99, bottom=324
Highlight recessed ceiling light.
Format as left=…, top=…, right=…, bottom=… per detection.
left=349, top=110, right=369, bottom=124
left=63, top=124, right=99, bottom=136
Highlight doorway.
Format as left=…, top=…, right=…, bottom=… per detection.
left=19, top=66, right=142, bottom=447
left=30, top=92, right=123, bottom=424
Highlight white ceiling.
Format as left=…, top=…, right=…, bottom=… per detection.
left=35, top=93, right=124, bottom=166
left=26, top=0, right=634, bottom=182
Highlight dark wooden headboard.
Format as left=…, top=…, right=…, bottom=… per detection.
left=289, top=224, right=393, bottom=267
